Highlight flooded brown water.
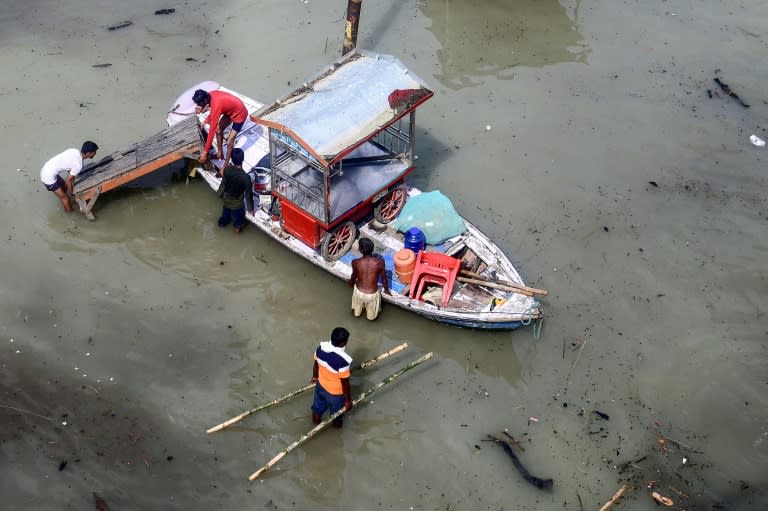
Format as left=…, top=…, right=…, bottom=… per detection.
left=1, top=0, right=766, bottom=509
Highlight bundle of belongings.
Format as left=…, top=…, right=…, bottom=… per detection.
left=393, top=190, right=467, bottom=245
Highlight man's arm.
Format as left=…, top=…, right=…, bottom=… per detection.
left=378, top=259, right=390, bottom=294
left=200, top=103, right=221, bottom=158
left=65, top=173, right=76, bottom=194
left=216, top=169, right=227, bottom=197
left=341, top=377, right=352, bottom=410
left=310, top=360, right=319, bottom=383
left=347, top=260, right=358, bottom=287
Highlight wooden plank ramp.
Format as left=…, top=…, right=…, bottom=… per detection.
left=72, top=117, right=201, bottom=219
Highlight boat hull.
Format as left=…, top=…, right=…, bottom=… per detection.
left=171, top=83, right=543, bottom=330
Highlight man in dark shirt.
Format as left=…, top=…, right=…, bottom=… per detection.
left=216, top=148, right=253, bottom=233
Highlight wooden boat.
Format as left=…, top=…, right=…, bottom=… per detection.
left=167, top=50, right=543, bottom=330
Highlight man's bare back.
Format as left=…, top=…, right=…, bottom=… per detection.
left=349, top=255, right=389, bottom=294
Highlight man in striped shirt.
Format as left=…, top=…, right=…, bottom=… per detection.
left=310, top=327, right=353, bottom=428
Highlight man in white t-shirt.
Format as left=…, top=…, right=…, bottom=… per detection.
left=40, top=141, right=98, bottom=212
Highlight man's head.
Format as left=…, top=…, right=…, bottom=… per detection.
left=192, top=89, right=211, bottom=108
left=330, top=327, right=349, bottom=347
left=81, top=141, right=99, bottom=159
left=358, top=237, right=374, bottom=256
left=231, top=148, right=245, bottom=166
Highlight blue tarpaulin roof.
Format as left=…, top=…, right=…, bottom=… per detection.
left=255, top=50, right=432, bottom=162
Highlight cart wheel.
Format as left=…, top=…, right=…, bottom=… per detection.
left=374, top=186, right=407, bottom=224
left=321, top=221, right=357, bottom=261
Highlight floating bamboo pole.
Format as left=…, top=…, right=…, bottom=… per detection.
left=206, top=343, right=408, bottom=434
left=248, top=351, right=434, bottom=481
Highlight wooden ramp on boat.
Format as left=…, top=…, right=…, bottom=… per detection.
left=72, top=116, right=201, bottom=219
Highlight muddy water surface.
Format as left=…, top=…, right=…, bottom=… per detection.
left=1, top=0, right=766, bottom=509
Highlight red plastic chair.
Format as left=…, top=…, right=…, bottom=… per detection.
left=409, top=251, right=461, bottom=306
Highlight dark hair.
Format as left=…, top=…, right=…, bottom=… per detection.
left=192, top=89, right=210, bottom=107
left=330, top=327, right=349, bottom=347
left=231, top=148, right=245, bottom=166
left=359, top=237, right=374, bottom=256
left=81, top=141, right=98, bottom=153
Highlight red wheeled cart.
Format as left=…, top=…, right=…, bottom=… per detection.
left=250, top=49, right=433, bottom=260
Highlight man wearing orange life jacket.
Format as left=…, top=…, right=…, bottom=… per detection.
left=310, top=327, right=353, bottom=428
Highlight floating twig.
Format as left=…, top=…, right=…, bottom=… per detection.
left=661, top=434, right=703, bottom=453
left=714, top=77, right=750, bottom=108
left=502, top=431, right=526, bottom=451
left=0, top=404, right=55, bottom=423
left=597, top=484, right=630, bottom=511
left=566, top=337, right=588, bottom=381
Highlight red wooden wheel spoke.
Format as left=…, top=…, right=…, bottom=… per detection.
left=321, top=221, right=356, bottom=261
left=328, top=226, right=352, bottom=255
left=381, top=190, right=404, bottom=220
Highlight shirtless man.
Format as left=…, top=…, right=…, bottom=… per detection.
left=348, top=238, right=390, bottom=320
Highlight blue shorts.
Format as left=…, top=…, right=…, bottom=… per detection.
left=45, top=175, right=65, bottom=192
left=231, top=121, right=244, bottom=132
left=311, top=383, right=345, bottom=416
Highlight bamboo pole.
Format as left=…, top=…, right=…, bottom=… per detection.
left=459, top=269, right=548, bottom=296
left=457, top=276, right=535, bottom=296
left=248, top=352, right=434, bottom=481
left=206, top=343, right=409, bottom=434
left=597, top=484, right=629, bottom=511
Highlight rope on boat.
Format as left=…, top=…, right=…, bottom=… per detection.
left=531, top=317, right=542, bottom=340
left=521, top=300, right=542, bottom=340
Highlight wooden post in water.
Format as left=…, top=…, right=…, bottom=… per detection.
left=342, top=0, right=363, bottom=55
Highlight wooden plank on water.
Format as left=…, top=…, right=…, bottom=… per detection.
left=72, top=117, right=201, bottom=217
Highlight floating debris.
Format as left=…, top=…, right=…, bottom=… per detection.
left=154, top=8, right=176, bottom=15
left=107, top=21, right=132, bottom=31
left=92, top=63, right=112, bottom=68
left=713, top=77, right=750, bottom=108
left=93, top=492, right=110, bottom=511
left=486, top=435, right=553, bottom=489
left=651, top=491, right=674, bottom=506
left=749, top=134, right=765, bottom=147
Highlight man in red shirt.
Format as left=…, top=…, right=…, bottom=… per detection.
left=192, top=89, right=248, bottom=171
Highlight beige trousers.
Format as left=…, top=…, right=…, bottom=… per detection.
left=352, top=285, right=381, bottom=320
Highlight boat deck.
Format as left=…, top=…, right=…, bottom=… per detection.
left=72, top=117, right=201, bottom=219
